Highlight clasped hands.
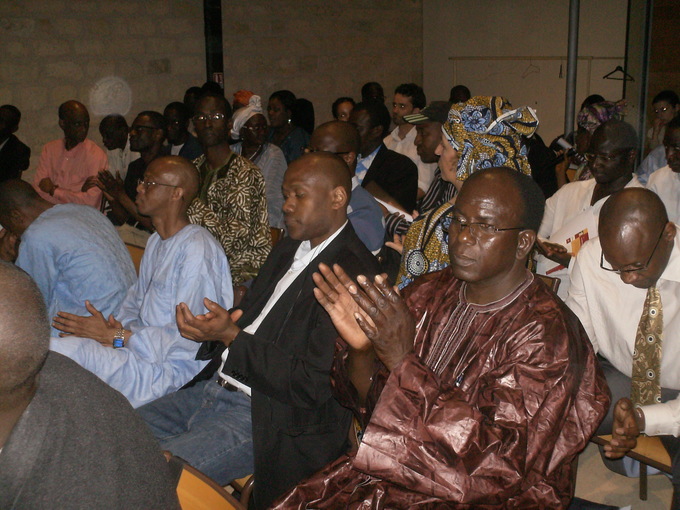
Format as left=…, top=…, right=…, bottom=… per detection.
left=53, top=300, right=125, bottom=348
left=176, top=298, right=242, bottom=347
left=603, top=397, right=641, bottom=459
left=313, top=263, right=415, bottom=371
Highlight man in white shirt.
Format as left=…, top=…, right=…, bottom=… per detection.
left=647, top=116, right=680, bottom=224
left=383, top=83, right=436, bottom=198
left=99, top=114, right=138, bottom=180
left=567, top=188, right=680, bottom=507
left=138, top=152, right=380, bottom=509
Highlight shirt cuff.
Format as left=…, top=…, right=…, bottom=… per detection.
left=640, top=402, right=680, bottom=437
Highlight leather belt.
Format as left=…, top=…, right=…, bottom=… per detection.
left=217, top=377, right=239, bottom=392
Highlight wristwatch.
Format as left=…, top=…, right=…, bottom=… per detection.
left=112, top=328, right=126, bottom=349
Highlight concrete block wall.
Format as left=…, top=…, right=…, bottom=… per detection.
left=0, top=0, right=423, bottom=179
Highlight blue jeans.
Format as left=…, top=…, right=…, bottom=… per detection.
left=137, top=378, right=254, bottom=485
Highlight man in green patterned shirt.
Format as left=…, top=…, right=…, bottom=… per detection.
left=189, top=92, right=270, bottom=285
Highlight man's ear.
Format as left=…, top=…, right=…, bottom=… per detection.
left=58, top=119, right=65, bottom=131
left=369, top=124, right=383, bottom=141
left=663, top=221, right=676, bottom=241
left=341, top=152, right=356, bottom=169
left=330, top=186, right=348, bottom=210
left=517, top=230, right=537, bottom=260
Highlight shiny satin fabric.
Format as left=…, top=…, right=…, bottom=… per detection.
left=273, top=269, right=610, bottom=509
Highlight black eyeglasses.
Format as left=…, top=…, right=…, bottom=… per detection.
left=441, top=215, right=524, bottom=243
left=583, top=151, right=622, bottom=164
left=137, top=179, right=179, bottom=190
left=600, top=227, right=665, bottom=274
left=192, top=113, right=226, bottom=123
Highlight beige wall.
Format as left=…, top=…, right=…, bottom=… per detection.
left=424, top=0, right=628, bottom=141
left=1, top=0, right=423, bottom=180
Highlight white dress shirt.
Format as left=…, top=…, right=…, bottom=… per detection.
left=647, top=165, right=680, bottom=225
left=384, top=126, right=436, bottom=192
left=567, top=230, right=680, bottom=436
left=218, top=222, right=348, bottom=395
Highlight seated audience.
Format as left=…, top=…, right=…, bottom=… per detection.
left=647, top=90, right=680, bottom=152
left=448, top=83, right=471, bottom=103
left=163, top=102, right=203, bottom=161
left=0, top=104, right=30, bottom=182
left=350, top=101, right=419, bottom=213
left=51, top=156, right=233, bottom=408
left=98, top=110, right=167, bottom=231
left=274, top=167, right=609, bottom=509
left=230, top=95, right=287, bottom=229
left=537, top=119, right=643, bottom=299
left=0, top=262, right=179, bottom=509
left=189, top=92, right=270, bottom=285
left=0, top=179, right=136, bottom=337
left=267, top=90, right=310, bottom=163
left=33, top=100, right=107, bottom=209
left=648, top=116, right=680, bottom=224
left=360, top=81, right=385, bottom=104
left=138, top=153, right=380, bottom=509
left=385, top=83, right=436, bottom=198
left=637, top=142, right=667, bottom=185
left=397, top=96, right=538, bottom=288
left=567, top=188, right=680, bottom=509
left=331, top=96, right=355, bottom=122
left=98, top=113, right=138, bottom=180
left=307, top=120, right=385, bottom=252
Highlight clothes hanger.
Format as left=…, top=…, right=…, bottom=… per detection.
left=522, top=60, right=540, bottom=79
left=603, top=65, right=634, bottom=81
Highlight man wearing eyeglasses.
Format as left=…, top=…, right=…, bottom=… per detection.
left=567, top=188, right=680, bottom=508
left=33, top=100, right=108, bottom=209
left=275, top=167, right=609, bottom=509
left=188, top=92, right=270, bottom=286
left=536, top=119, right=643, bottom=299
left=97, top=111, right=167, bottom=231
left=648, top=116, right=680, bottom=225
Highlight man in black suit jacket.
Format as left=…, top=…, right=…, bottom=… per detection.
left=138, top=152, right=380, bottom=509
left=0, top=105, right=30, bottom=182
left=350, top=101, right=419, bottom=212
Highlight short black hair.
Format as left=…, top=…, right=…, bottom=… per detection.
left=269, top=90, right=297, bottom=112
left=353, top=101, right=391, bottom=138
left=595, top=119, right=638, bottom=151
left=332, top=97, right=355, bottom=119
left=581, top=94, right=605, bottom=109
left=0, top=105, right=21, bottom=129
left=136, top=110, right=168, bottom=137
left=653, top=90, right=680, bottom=106
left=197, top=92, right=233, bottom=119
left=361, top=82, right=385, bottom=103
left=394, top=83, right=426, bottom=109
left=292, top=98, right=315, bottom=135
left=449, top=85, right=471, bottom=103
left=164, top=101, right=191, bottom=123
left=201, top=81, right=223, bottom=95
left=99, top=114, right=128, bottom=136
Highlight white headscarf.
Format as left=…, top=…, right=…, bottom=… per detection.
left=231, top=95, right=264, bottom=139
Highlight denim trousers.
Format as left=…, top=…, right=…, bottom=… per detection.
left=137, top=377, right=254, bottom=486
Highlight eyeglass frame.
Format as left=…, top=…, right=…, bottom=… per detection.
left=137, top=179, right=179, bottom=190
left=441, top=214, right=525, bottom=243
left=583, top=148, right=630, bottom=164
left=599, top=226, right=665, bottom=274
left=192, top=112, right=226, bottom=123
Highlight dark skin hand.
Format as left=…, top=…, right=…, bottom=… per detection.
left=81, top=175, right=99, bottom=192
left=53, top=300, right=126, bottom=347
left=175, top=298, right=243, bottom=347
left=604, top=397, right=640, bottom=459
left=536, top=238, right=572, bottom=268
left=350, top=272, right=415, bottom=372
left=0, top=229, right=19, bottom=262
left=38, top=177, right=58, bottom=196
left=96, top=169, right=126, bottom=200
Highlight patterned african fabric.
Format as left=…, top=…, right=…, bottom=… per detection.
left=272, top=268, right=610, bottom=509
left=443, top=96, right=538, bottom=181
left=631, top=286, right=663, bottom=406
left=188, top=153, right=271, bottom=285
left=396, top=200, right=455, bottom=289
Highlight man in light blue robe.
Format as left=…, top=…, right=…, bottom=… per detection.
left=50, top=156, right=233, bottom=408
left=0, top=181, right=136, bottom=337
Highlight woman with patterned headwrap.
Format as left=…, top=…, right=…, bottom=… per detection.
left=231, top=95, right=288, bottom=229
left=397, top=96, right=538, bottom=289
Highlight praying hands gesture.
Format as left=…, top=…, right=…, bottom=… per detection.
left=175, top=298, right=242, bottom=347
left=314, top=263, right=415, bottom=371
left=97, top=169, right=126, bottom=201
left=53, top=300, right=127, bottom=348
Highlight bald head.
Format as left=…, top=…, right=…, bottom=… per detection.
left=289, top=152, right=352, bottom=198
left=147, top=156, right=200, bottom=209
left=0, top=179, right=50, bottom=235
left=58, top=100, right=87, bottom=120
left=591, top=119, right=638, bottom=152
left=0, top=262, right=50, bottom=394
left=310, top=121, right=361, bottom=174
left=599, top=188, right=675, bottom=288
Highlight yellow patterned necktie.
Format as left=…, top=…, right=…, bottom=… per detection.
left=631, top=286, right=663, bottom=406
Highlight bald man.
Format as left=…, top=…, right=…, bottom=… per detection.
left=138, top=153, right=381, bottom=509
left=308, top=121, right=385, bottom=252
left=537, top=119, right=643, bottom=299
left=33, top=100, right=108, bottom=209
left=567, top=188, right=680, bottom=506
left=50, top=156, right=233, bottom=408
left=0, top=262, right=179, bottom=508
